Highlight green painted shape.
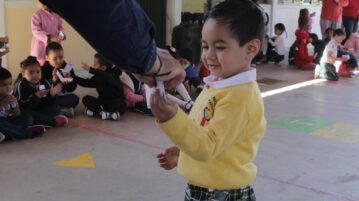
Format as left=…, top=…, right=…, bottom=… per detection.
left=269, top=115, right=333, bottom=133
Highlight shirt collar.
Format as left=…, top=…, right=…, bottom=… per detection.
left=203, top=68, right=257, bottom=89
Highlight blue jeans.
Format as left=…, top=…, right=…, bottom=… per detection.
left=343, top=16, right=359, bottom=40
left=39, top=0, right=157, bottom=74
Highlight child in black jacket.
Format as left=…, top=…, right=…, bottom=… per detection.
left=42, top=42, right=79, bottom=117
left=14, top=56, right=68, bottom=127
left=76, top=53, right=126, bottom=121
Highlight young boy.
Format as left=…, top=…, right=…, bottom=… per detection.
left=75, top=53, right=126, bottom=121
left=152, top=0, right=266, bottom=200
left=316, top=29, right=348, bottom=81
left=42, top=42, right=79, bottom=117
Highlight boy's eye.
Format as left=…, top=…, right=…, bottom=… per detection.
left=216, top=46, right=226, bottom=50
left=202, top=45, right=209, bottom=50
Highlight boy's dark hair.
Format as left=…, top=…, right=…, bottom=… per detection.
left=206, top=0, right=264, bottom=46
left=333, top=29, right=345, bottom=37
left=179, top=48, right=193, bottom=63
left=0, top=67, right=12, bottom=81
left=309, top=33, right=319, bottom=41
left=275, top=23, right=286, bottom=32
left=325, top=28, right=334, bottom=34
left=94, top=53, right=113, bottom=69
left=45, top=42, right=63, bottom=55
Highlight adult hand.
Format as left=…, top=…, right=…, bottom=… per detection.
left=157, top=146, right=179, bottom=170
left=133, top=48, right=185, bottom=91
left=150, top=89, right=178, bottom=123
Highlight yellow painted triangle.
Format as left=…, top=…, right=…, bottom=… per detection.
left=54, top=153, right=95, bottom=168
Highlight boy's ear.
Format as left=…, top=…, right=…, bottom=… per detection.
left=246, top=39, right=261, bottom=58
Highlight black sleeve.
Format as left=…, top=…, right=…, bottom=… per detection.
left=14, top=82, right=40, bottom=109
left=39, top=0, right=157, bottom=75
left=42, top=65, right=54, bottom=84
left=62, top=69, right=77, bottom=92
left=74, top=75, right=96, bottom=88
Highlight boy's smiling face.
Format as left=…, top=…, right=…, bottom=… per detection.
left=201, top=19, right=259, bottom=79
left=46, top=50, right=64, bottom=69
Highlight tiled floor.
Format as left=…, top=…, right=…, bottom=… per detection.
left=1, top=64, right=359, bottom=201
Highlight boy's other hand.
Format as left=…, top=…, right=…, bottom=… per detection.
left=50, top=84, right=62, bottom=96
left=157, top=146, right=179, bottom=170
left=150, top=89, right=178, bottom=123
left=35, top=90, right=49, bottom=98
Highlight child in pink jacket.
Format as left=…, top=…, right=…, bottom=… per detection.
left=344, top=32, right=359, bottom=58
left=31, top=0, right=65, bottom=65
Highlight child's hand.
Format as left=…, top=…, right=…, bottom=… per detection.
left=49, top=35, right=62, bottom=43
left=157, top=146, right=179, bottom=170
left=150, top=89, right=178, bottom=123
left=81, top=62, right=91, bottom=71
left=50, top=84, right=62, bottom=96
left=35, top=90, right=49, bottom=98
left=0, top=95, right=16, bottom=107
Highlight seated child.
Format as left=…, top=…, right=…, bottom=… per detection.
left=344, top=31, right=359, bottom=58
left=153, top=1, right=266, bottom=200
left=266, top=23, right=286, bottom=64
left=76, top=53, right=126, bottom=121
left=14, top=56, right=68, bottom=127
left=323, top=28, right=334, bottom=45
left=42, top=42, right=79, bottom=117
left=178, top=48, right=202, bottom=94
left=0, top=67, right=45, bottom=143
left=315, top=29, right=347, bottom=81
left=309, top=33, right=326, bottom=64
left=119, top=71, right=152, bottom=116
left=294, top=30, right=316, bottom=70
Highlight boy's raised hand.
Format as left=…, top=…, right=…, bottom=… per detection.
left=81, top=62, right=91, bottom=71
left=157, top=146, right=180, bottom=170
left=150, top=89, right=178, bottom=123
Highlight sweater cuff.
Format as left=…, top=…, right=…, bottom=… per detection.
left=157, top=108, right=188, bottom=139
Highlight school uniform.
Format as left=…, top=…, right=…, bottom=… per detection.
left=14, top=78, right=60, bottom=127
left=75, top=67, right=126, bottom=115
left=42, top=61, right=79, bottom=109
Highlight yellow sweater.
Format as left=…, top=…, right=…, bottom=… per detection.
left=158, top=81, right=266, bottom=190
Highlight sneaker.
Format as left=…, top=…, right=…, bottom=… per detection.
left=133, top=102, right=153, bottom=116
left=29, top=125, right=46, bottom=138
left=54, top=115, right=69, bottom=127
left=101, top=111, right=121, bottom=121
left=101, top=111, right=110, bottom=120
left=110, top=112, right=121, bottom=121
left=61, top=107, right=75, bottom=118
left=85, top=108, right=95, bottom=117
left=0, top=132, right=5, bottom=143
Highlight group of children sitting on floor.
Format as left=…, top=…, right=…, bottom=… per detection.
left=257, top=7, right=359, bottom=81
left=0, top=41, right=206, bottom=143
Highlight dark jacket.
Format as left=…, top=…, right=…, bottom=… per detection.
left=42, top=61, right=77, bottom=93
left=39, top=0, right=157, bottom=74
left=75, top=67, right=125, bottom=101
left=13, top=78, right=55, bottom=110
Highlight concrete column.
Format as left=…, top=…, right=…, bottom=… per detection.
left=166, top=0, right=181, bottom=46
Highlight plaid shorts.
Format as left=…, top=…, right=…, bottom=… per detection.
left=184, top=184, right=256, bottom=201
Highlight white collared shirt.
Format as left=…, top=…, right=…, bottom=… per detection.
left=321, top=39, right=339, bottom=64
left=203, top=68, right=257, bottom=89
